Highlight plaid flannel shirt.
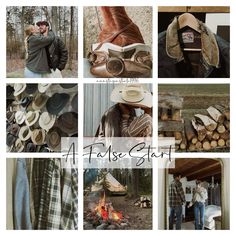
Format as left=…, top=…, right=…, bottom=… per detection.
left=169, top=180, right=185, bottom=207
left=32, top=158, right=78, bottom=230
left=33, top=159, right=61, bottom=229
left=60, top=167, right=78, bottom=229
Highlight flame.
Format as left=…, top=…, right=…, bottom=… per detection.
left=94, top=192, right=122, bottom=221
left=112, top=212, right=122, bottom=220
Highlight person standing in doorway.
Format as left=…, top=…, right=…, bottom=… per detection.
left=169, top=173, right=186, bottom=230
left=188, top=180, right=208, bottom=230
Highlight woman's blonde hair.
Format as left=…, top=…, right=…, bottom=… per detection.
left=24, top=25, right=34, bottom=59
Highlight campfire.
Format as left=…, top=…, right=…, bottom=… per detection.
left=84, top=191, right=129, bottom=230
left=95, top=192, right=123, bottom=221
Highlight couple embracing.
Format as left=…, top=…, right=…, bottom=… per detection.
left=24, top=21, right=68, bottom=78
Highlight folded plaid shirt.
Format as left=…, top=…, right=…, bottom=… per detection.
left=32, top=158, right=78, bottom=230
left=169, top=180, right=185, bottom=207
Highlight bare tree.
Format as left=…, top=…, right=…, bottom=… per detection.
left=68, top=6, right=74, bottom=70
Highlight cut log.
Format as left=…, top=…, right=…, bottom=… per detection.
left=189, top=144, right=196, bottom=151
left=217, top=124, right=226, bottom=134
left=207, top=106, right=225, bottom=123
left=195, top=141, right=202, bottom=149
left=214, top=104, right=230, bottom=120
left=203, top=140, right=211, bottom=151
left=226, top=140, right=230, bottom=147
left=160, top=108, right=169, bottom=121
left=174, top=131, right=182, bottom=140
left=218, top=139, right=225, bottom=147
left=220, top=130, right=230, bottom=140
left=194, top=114, right=217, bottom=131
left=191, top=119, right=207, bottom=141
left=165, top=131, right=174, bottom=137
left=172, top=109, right=181, bottom=121
left=210, top=140, right=218, bottom=148
left=180, top=142, right=186, bottom=150
left=180, top=132, right=187, bottom=150
left=185, top=119, right=197, bottom=141
left=224, top=120, right=230, bottom=130
left=212, top=131, right=220, bottom=140
left=158, top=120, right=184, bottom=132
left=206, top=131, right=213, bottom=141
left=191, top=137, right=198, bottom=144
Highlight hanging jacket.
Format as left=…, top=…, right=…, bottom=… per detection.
left=158, top=16, right=230, bottom=78
left=14, top=158, right=32, bottom=230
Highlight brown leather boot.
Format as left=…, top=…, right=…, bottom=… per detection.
left=98, top=7, right=145, bottom=46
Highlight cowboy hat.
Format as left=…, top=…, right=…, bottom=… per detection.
left=39, top=112, right=56, bottom=131
left=25, top=142, right=37, bottom=152
left=38, top=83, right=51, bottom=93
left=31, top=129, right=46, bottom=145
left=57, top=112, right=78, bottom=135
left=19, top=97, right=33, bottom=108
left=18, top=126, right=32, bottom=141
left=14, top=138, right=25, bottom=152
left=32, top=93, right=49, bottom=110
left=6, top=111, right=15, bottom=123
left=46, top=126, right=68, bottom=151
left=6, top=133, right=17, bottom=147
left=110, top=84, right=152, bottom=108
left=39, top=145, right=50, bottom=152
left=25, top=111, right=40, bottom=127
left=15, top=111, right=25, bottom=125
left=14, top=83, right=26, bottom=97
left=25, top=84, right=38, bottom=95
left=71, top=93, right=78, bottom=112
left=7, top=85, right=14, bottom=98
left=46, top=93, right=70, bottom=115
left=59, top=84, right=77, bottom=89
left=7, top=123, right=20, bottom=137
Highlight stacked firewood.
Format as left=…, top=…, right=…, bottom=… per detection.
left=185, top=105, right=230, bottom=151
left=134, top=196, right=152, bottom=208
left=158, top=94, right=185, bottom=150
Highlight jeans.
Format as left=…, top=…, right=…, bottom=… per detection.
left=169, top=205, right=182, bottom=230
left=14, top=158, right=32, bottom=229
left=194, top=201, right=205, bottom=230
left=24, top=67, right=44, bottom=78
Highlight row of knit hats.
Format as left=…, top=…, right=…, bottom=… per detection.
left=7, top=83, right=78, bottom=152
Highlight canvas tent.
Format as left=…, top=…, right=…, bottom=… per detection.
left=91, top=172, right=127, bottom=195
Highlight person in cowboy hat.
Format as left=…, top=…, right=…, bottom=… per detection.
left=36, top=20, right=68, bottom=78
left=24, top=24, right=55, bottom=77
left=95, top=84, right=152, bottom=138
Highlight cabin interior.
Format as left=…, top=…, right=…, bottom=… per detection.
left=158, top=158, right=230, bottom=230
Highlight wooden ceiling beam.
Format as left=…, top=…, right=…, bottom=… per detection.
left=187, top=167, right=221, bottom=181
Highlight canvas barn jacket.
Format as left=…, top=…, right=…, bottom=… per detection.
left=26, top=31, right=55, bottom=73
left=158, top=17, right=230, bottom=78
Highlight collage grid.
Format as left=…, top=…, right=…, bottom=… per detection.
left=1, top=0, right=234, bottom=234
